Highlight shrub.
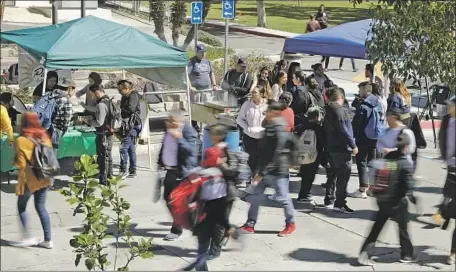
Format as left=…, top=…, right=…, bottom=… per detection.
left=0, top=86, right=34, bottom=104
left=212, top=53, right=275, bottom=82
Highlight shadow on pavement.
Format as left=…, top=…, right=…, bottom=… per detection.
left=288, top=248, right=358, bottom=265
left=414, top=186, right=443, bottom=195
left=304, top=208, right=376, bottom=221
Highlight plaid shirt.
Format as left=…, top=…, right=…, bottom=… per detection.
left=49, top=89, right=73, bottom=132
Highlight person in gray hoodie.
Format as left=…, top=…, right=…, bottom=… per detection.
left=236, top=86, right=268, bottom=180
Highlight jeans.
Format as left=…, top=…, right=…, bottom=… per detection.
left=242, top=134, right=261, bottom=177
left=17, top=186, right=51, bottom=241
left=325, top=152, right=352, bottom=207
left=360, top=200, right=413, bottom=258
left=324, top=166, right=337, bottom=205
left=355, top=145, right=376, bottom=189
left=184, top=240, right=210, bottom=271
left=298, top=161, right=320, bottom=199
left=246, top=175, right=295, bottom=224
left=339, top=58, right=357, bottom=70
left=163, top=169, right=183, bottom=235
left=96, top=134, right=113, bottom=185
left=119, top=131, right=137, bottom=173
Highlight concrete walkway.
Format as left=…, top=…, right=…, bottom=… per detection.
left=1, top=144, right=454, bottom=271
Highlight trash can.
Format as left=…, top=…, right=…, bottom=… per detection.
left=202, top=125, right=240, bottom=159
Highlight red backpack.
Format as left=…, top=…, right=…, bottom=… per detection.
left=168, top=173, right=209, bottom=230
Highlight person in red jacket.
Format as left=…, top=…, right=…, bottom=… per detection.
left=279, top=92, right=294, bottom=132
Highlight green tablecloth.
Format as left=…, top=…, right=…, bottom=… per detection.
left=1, top=128, right=97, bottom=172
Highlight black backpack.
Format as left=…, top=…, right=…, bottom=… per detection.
left=27, top=137, right=60, bottom=179
left=102, top=98, right=122, bottom=134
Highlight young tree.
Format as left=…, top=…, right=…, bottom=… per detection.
left=170, top=0, right=186, bottom=47
left=351, top=0, right=456, bottom=87
left=148, top=0, right=168, bottom=42
left=257, top=0, right=267, bottom=27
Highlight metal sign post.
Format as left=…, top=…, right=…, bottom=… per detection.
left=191, top=1, right=203, bottom=54
left=222, top=0, right=235, bottom=75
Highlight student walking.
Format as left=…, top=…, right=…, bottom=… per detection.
left=10, top=112, right=53, bottom=249
left=240, top=102, right=296, bottom=237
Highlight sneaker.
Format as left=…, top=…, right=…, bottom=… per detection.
left=339, top=67, right=344, bottom=71
left=240, top=223, right=255, bottom=234
left=164, top=232, right=180, bottom=241
left=348, top=190, right=368, bottom=199
left=10, top=238, right=38, bottom=247
left=207, top=250, right=221, bottom=260
left=278, top=223, right=296, bottom=237
left=335, top=204, right=355, bottom=214
left=127, top=172, right=137, bottom=178
left=38, top=240, right=54, bottom=249
left=399, top=256, right=416, bottom=263
left=297, top=197, right=313, bottom=203
left=447, top=253, right=455, bottom=265
left=358, top=251, right=375, bottom=266
left=324, top=201, right=334, bottom=208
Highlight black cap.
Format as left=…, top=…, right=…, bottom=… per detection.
left=196, top=44, right=206, bottom=52
left=237, top=57, right=247, bottom=67
left=89, top=84, right=102, bottom=93
left=386, top=107, right=404, bottom=118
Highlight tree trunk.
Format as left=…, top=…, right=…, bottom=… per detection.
left=257, top=0, right=267, bottom=27
left=170, top=0, right=186, bottom=47
left=149, top=0, right=168, bottom=43
left=181, top=0, right=212, bottom=50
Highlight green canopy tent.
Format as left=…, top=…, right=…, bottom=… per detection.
left=0, top=15, right=189, bottom=89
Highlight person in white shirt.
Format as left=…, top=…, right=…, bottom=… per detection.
left=271, top=71, right=287, bottom=101
left=236, top=86, right=268, bottom=181
left=377, top=108, right=416, bottom=164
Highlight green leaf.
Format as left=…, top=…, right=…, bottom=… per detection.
left=74, top=160, right=82, bottom=171
left=85, top=258, right=95, bottom=270
left=72, top=175, right=83, bottom=182
left=117, top=266, right=129, bottom=271
left=75, top=254, right=82, bottom=267
left=88, top=180, right=99, bottom=188
left=118, top=184, right=129, bottom=189
left=67, top=197, right=80, bottom=205
left=140, top=251, right=153, bottom=259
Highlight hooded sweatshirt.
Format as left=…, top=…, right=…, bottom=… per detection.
left=352, top=94, right=383, bottom=148
left=323, top=102, right=357, bottom=153
left=236, top=99, right=268, bottom=139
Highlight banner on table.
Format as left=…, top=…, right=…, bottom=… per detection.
left=18, top=47, right=72, bottom=89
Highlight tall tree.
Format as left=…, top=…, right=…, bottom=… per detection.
left=350, top=0, right=456, bottom=87
left=257, top=0, right=267, bottom=27
left=170, top=0, right=186, bottom=47
left=148, top=0, right=168, bottom=42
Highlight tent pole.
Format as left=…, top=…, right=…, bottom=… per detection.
left=424, top=77, right=437, bottom=148
left=81, top=0, right=86, bottom=18
left=42, top=68, right=48, bottom=96
left=51, top=0, right=58, bottom=25
left=185, top=66, right=192, bottom=122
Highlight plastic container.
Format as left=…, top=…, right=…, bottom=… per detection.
left=202, top=125, right=240, bottom=159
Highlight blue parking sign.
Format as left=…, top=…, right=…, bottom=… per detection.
left=222, top=0, right=235, bottom=19
left=191, top=1, right=203, bottom=25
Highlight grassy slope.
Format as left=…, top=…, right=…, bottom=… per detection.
left=141, top=1, right=373, bottom=34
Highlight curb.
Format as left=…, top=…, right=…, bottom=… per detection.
left=201, top=20, right=291, bottom=39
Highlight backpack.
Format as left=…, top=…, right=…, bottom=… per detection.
left=33, top=93, right=59, bottom=130
left=168, top=173, right=209, bottom=230
left=307, top=91, right=325, bottom=122
left=104, top=98, right=122, bottom=134
left=297, top=129, right=318, bottom=165
left=362, top=101, right=386, bottom=140
left=369, top=159, right=401, bottom=202
left=287, top=133, right=304, bottom=168
left=27, top=137, right=60, bottom=179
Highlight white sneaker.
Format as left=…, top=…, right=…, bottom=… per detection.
left=10, top=238, right=39, bottom=247
left=348, top=190, right=368, bottom=199
left=164, top=233, right=180, bottom=241
left=38, top=240, right=54, bottom=249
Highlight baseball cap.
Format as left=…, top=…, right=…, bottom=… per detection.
left=386, top=107, right=404, bottom=118
left=196, top=44, right=206, bottom=52
left=237, top=57, right=247, bottom=67
left=61, top=78, right=76, bottom=88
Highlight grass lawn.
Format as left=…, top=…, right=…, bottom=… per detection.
left=141, top=1, right=373, bottom=34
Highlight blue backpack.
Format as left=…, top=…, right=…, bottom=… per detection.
left=33, top=93, right=58, bottom=130
left=363, top=101, right=386, bottom=140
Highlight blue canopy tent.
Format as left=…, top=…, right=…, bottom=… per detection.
left=283, top=19, right=373, bottom=59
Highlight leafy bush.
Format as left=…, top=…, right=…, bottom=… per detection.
left=0, top=86, right=34, bottom=104
left=186, top=47, right=235, bottom=62
left=198, top=31, right=223, bottom=47
left=212, top=53, right=274, bottom=82
left=60, top=155, right=153, bottom=271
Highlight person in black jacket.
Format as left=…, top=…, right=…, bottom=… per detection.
left=435, top=97, right=455, bottom=265
left=323, top=88, right=358, bottom=213
left=221, top=57, right=253, bottom=106
left=158, top=111, right=199, bottom=241
left=240, top=102, right=296, bottom=237
left=401, top=112, right=427, bottom=173
left=118, top=80, right=142, bottom=178
left=349, top=82, right=383, bottom=199
left=358, top=133, right=416, bottom=266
